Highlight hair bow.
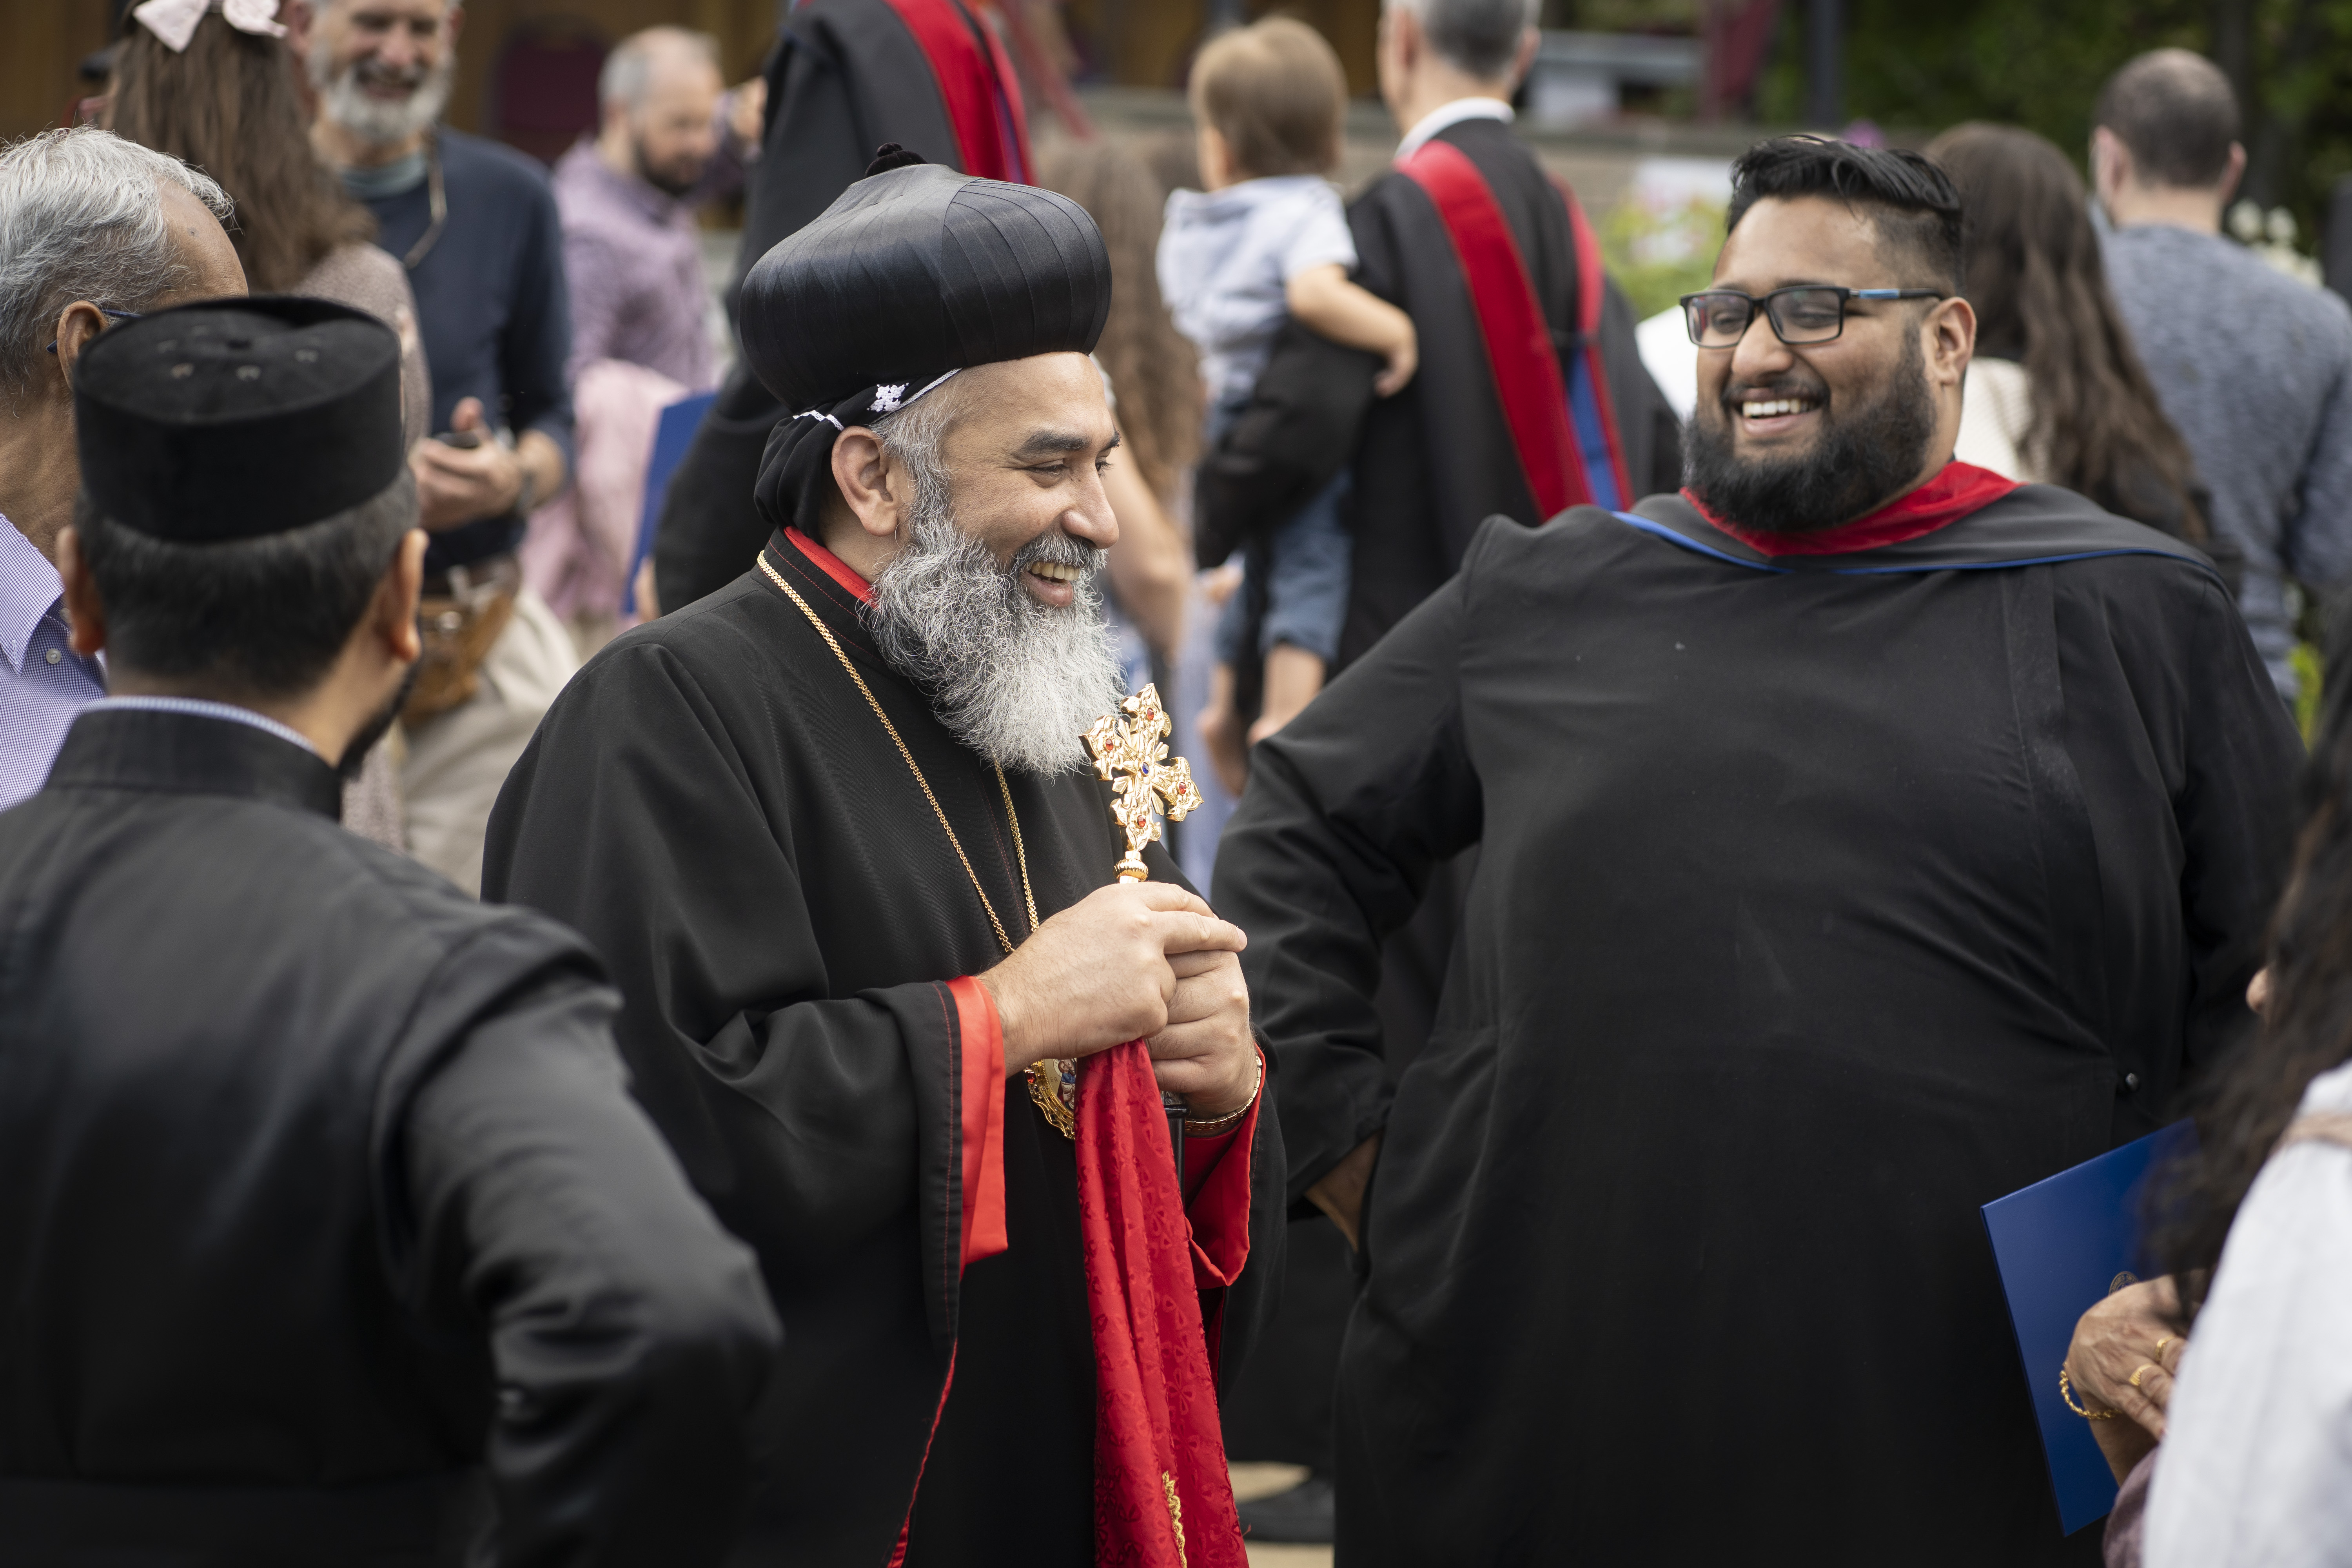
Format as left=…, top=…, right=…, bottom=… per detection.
left=131, top=0, right=287, bottom=53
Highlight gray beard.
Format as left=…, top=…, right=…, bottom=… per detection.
left=864, top=505, right=1123, bottom=775
left=310, top=42, right=454, bottom=149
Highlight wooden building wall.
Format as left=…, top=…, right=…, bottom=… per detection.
left=0, top=0, right=1385, bottom=150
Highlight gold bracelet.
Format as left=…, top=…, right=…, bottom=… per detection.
left=2060, top=1363, right=2120, bottom=1420
left=1183, top=1052, right=1262, bottom=1137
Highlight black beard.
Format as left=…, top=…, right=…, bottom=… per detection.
left=337, top=663, right=419, bottom=782
left=1683, top=334, right=1936, bottom=535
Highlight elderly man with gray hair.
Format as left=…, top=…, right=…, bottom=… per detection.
left=0, top=126, right=245, bottom=809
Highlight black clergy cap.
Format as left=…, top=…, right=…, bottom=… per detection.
left=740, top=161, right=1112, bottom=531
left=74, top=296, right=405, bottom=543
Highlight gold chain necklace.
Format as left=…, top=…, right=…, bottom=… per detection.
left=758, top=552, right=1076, bottom=1136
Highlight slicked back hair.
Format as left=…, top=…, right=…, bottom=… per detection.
left=1725, top=136, right=1967, bottom=292
left=1386, top=0, right=1537, bottom=82
left=2095, top=49, right=2240, bottom=191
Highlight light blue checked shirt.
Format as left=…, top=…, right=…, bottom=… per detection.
left=0, top=515, right=105, bottom=810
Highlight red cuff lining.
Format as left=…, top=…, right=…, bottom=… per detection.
left=946, top=976, right=1008, bottom=1266
left=1180, top=1051, right=1263, bottom=1291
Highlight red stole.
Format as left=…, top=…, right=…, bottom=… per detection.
left=1684, top=461, right=2022, bottom=556
left=880, top=0, right=1032, bottom=183
left=1398, top=136, right=1633, bottom=519
left=1076, top=1045, right=1248, bottom=1567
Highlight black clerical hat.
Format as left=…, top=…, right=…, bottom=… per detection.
left=74, top=296, right=405, bottom=543
left=740, top=160, right=1112, bottom=532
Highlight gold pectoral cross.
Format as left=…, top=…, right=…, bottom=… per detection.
left=1084, top=684, right=1203, bottom=883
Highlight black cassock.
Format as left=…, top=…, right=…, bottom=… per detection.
left=0, top=710, right=776, bottom=1565
left=483, top=534, right=1286, bottom=1567
left=1212, top=486, right=2301, bottom=1565
left=654, top=0, right=1022, bottom=615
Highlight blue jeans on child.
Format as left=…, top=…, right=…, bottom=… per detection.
left=1207, top=394, right=1354, bottom=666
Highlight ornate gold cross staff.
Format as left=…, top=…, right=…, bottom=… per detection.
left=1085, top=684, right=1203, bottom=884
left=1084, top=681, right=1207, bottom=1568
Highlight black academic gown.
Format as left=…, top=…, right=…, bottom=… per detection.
left=1211, top=486, right=2302, bottom=1566
left=0, top=709, right=778, bottom=1567
left=1198, top=116, right=1683, bottom=674
left=482, top=536, right=1286, bottom=1568
left=654, top=0, right=1008, bottom=615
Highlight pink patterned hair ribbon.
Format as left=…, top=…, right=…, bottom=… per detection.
left=131, top=0, right=286, bottom=53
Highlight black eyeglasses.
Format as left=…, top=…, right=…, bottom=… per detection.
left=45, top=306, right=142, bottom=354
left=1679, top=286, right=1947, bottom=348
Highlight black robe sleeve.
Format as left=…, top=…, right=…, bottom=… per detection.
left=481, top=641, right=984, bottom=1352
left=1210, top=549, right=1488, bottom=1199
left=398, top=974, right=779, bottom=1568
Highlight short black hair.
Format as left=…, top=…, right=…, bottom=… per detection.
left=1726, top=136, right=1967, bottom=292
left=2095, top=49, right=2239, bottom=190
left=74, top=470, right=415, bottom=700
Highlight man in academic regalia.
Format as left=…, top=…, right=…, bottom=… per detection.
left=1198, top=0, right=1680, bottom=694
left=1195, top=5, right=1681, bottom=1523
left=1212, top=137, right=2303, bottom=1566
left=652, top=0, right=1031, bottom=614
left=0, top=298, right=780, bottom=1565
left=485, top=162, right=1281, bottom=1568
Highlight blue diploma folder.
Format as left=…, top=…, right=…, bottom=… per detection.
left=627, top=390, right=718, bottom=597
left=1981, top=1121, right=2193, bottom=1535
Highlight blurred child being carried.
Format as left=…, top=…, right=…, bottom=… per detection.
left=1158, top=17, right=1414, bottom=790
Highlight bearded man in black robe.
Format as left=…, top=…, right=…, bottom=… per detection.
left=0, top=299, right=778, bottom=1565
left=485, top=163, right=1280, bottom=1568
left=1211, top=136, right=2302, bottom=1566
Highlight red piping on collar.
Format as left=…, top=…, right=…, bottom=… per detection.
left=784, top=526, right=874, bottom=604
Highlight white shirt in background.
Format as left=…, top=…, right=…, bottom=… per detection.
left=2146, top=1058, right=2352, bottom=1568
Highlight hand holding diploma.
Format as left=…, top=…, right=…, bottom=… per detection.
left=2064, top=1276, right=2187, bottom=1481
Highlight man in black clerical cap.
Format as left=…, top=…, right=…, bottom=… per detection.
left=486, top=162, right=1284, bottom=1566
left=0, top=297, right=779, bottom=1566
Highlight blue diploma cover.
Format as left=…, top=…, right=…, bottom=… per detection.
left=1980, top=1122, right=2192, bottom=1534
left=627, top=390, right=719, bottom=595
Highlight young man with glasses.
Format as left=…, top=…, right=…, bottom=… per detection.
left=1212, top=134, right=2301, bottom=1566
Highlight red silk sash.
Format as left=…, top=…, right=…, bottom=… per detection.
left=880, top=0, right=1032, bottom=183
left=1401, top=138, right=1606, bottom=520
left=1076, top=1043, right=1248, bottom=1568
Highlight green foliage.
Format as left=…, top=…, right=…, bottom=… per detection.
left=1754, top=0, right=2352, bottom=255
left=1597, top=194, right=1726, bottom=318
left=2296, top=640, right=2323, bottom=743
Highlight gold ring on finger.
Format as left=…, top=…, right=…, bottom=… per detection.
left=2129, top=1363, right=2161, bottom=1389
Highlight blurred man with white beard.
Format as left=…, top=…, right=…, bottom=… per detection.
left=305, top=0, right=577, bottom=894
left=483, top=161, right=1286, bottom=1567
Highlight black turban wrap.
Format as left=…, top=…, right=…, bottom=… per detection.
left=740, top=161, right=1112, bottom=535
left=74, top=296, right=404, bottom=543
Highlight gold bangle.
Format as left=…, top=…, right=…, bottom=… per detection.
left=1184, top=1052, right=1262, bottom=1136
left=2060, top=1363, right=2120, bottom=1420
